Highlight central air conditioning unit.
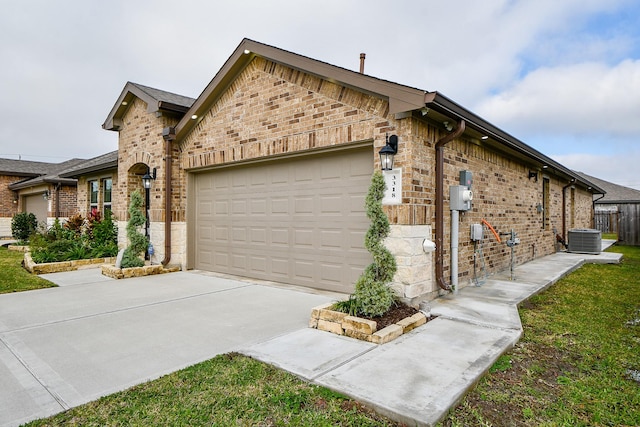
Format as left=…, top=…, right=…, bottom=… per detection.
left=567, top=229, right=602, bottom=254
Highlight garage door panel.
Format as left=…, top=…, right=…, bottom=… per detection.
left=270, top=228, right=289, bottom=246
left=251, top=199, right=267, bottom=215
left=195, top=146, right=373, bottom=292
left=271, top=198, right=289, bottom=215
left=250, top=227, right=267, bottom=244
left=249, top=256, right=267, bottom=275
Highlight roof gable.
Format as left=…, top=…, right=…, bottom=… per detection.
left=174, top=39, right=427, bottom=141
left=103, top=82, right=196, bottom=131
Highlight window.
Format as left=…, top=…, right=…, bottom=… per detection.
left=542, top=177, right=550, bottom=230
left=103, top=179, right=112, bottom=213
left=89, top=180, right=99, bottom=214
left=88, top=178, right=113, bottom=217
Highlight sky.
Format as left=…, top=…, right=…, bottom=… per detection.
left=1, top=0, right=639, bottom=189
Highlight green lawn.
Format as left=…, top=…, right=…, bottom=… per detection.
left=25, top=353, right=397, bottom=427
left=441, top=244, right=640, bottom=426
left=0, top=246, right=56, bottom=293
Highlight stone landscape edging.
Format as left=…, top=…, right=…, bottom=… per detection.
left=309, top=302, right=428, bottom=344
left=101, top=263, right=180, bottom=279
left=23, top=252, right=117, bottom=274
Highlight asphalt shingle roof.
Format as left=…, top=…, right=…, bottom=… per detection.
left=4, top=158, right=87, bottom=190
left=0, top=158, right=60, bottom=176
left=58, top=150, right=118, bottom=178
left=574, top=171, right=640, bottom=203
left=130, top=82, right=196, bottom=109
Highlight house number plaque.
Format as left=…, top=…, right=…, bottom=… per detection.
left=382, top=168, right=402, bottom=205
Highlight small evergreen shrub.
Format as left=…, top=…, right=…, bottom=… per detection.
left=120, top=190, right=147, bottom=268
left=336, top=171, right=398, bottom=317
left=11, top=212, right=38, bottom=241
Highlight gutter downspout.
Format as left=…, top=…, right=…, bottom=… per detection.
left=55, top=183, right=61, bottom=219
left=562, top=179, right=576, bottom=241
left=161, top=127, right=176, bottom=266
left=435, top=119, right=466, bottom=291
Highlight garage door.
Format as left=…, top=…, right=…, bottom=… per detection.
left=193, top=146, right=373, bottom=293
left=23, top=194, right=48, bottom=224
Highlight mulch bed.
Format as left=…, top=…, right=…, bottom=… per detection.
left=359, top=303, right=422, bottom=330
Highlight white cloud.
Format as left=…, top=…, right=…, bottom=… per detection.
left=475, top=59, right=640, bottom=138
left=0, top=0, right=638, bottom=163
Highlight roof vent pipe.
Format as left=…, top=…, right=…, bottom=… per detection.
left=359, top=53, right=366, bottom=74
left=434, top=119, right=466, bottom=291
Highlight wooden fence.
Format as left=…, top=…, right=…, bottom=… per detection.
left=595, top=204, right=640, bottom=246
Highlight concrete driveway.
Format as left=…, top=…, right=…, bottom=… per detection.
left=0, top=270, right=336, bottom=427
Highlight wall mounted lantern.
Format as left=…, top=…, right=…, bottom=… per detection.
left=142, top=167, right=156, bottom=189
left=42, top=190, right=50, bottom=200
left=379, top=134, right=399, bottom=171
left=528, top=171, right=538, bottom=182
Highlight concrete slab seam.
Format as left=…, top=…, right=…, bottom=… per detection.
left=3, top=284, right=256, bottom=334
left=309, top=344, right=379, bottom=381
left=429, top=314, right=523, bottom=333
left=0, top=334, right=70, bottom=411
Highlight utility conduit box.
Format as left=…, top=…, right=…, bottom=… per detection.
left=471, top=224, right=483, bottom=241
left=450, top=185, right=473, bottom=211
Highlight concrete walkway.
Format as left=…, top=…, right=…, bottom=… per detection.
left=1, top=241, right=621, bottom=427
left=243, top=241, right=622, bottom=426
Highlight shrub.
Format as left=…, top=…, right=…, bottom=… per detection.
left=338, top=171, right=397, bottom=317
left=91, top=242, right=119, bottom=258
left=90, top=210, right=117, bottom=248
left=65, top=213, right=85, bottom=235
left=11, top=212, right=38, bottom=241
left=28, top=212, right=119, bottom=264
left=121, top=190, right=147, bottom=268
left=66, top=243, right=91, bottom=261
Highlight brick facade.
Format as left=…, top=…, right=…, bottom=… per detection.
left=104, top=44, right=595, bottom=302
left=50, top=185, right=78, bottom=219
left=0, top=175, right=21, bottom=217
left=175, top=56, right=594, bottom=301
left=113, top=97, right=186, bottom=266
left=0, top=174, right=21, bottom=236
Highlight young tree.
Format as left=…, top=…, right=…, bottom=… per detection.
left=120, top=190, right=147, bottom=268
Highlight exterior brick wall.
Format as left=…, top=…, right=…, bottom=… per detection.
left=112, top=97, right=183, bottom=264
left=180, top=57, right=388, bottom=170
left=0, top=175, right=21, bottom=219
left=52, top=185, right=78, bottom=218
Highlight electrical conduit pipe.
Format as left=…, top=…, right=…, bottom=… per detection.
left=435, top=119, right=466, bottom=291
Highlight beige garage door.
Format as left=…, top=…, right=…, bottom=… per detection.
left=194, top=146, right=373, bottom=293
left=23, top=194, right=48, bottom=224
